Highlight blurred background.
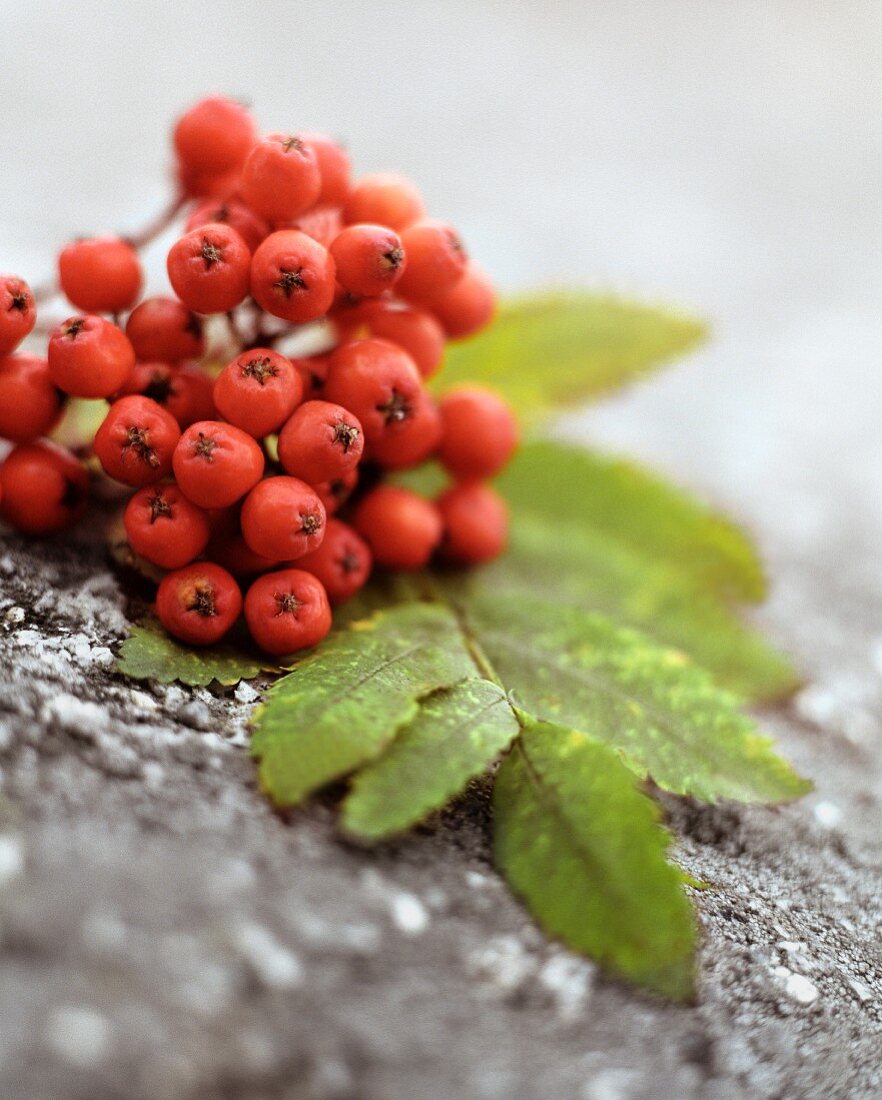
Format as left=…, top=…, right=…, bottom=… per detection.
left=2, top=0, right=880, bottom=550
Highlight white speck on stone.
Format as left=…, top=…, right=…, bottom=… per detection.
left=164, top=685, right=186, bottom=712
left=465, top=870, right=491, bottom=889
left=847, top=977, right=873, bottom=1003
left=14, top=629, right=42, bottom=648
left=41, top=694, right=107, bottom=735
left=580, top=1068, right=644, bottom=1100
left=466, top=935, right=535, bottom=994
left=773, top=966, right=819, bottom=1005
left=234, top=922, right=303, bottom=989
left=0, top=834, right=24, bottom=885
left=130, top=689, right=158, bottom=712
left=179, top=700, right=212, bottom=730
left=142, top=761, right=166, bottom=789
left=81, top=910, right=129, bottom=954
left=390, top=892, right=429, bottom=935
left=538, top=953, right=594, bottom=1020
left=813, top=800, right=842, bottom=828
left=226, top=724, right=250, bottom=748
left=3, top=606, right=24, bottom=626
left=45, top=1006, right=111, bottom=1067
left=234, top=681, right=260, bottom=704
left=90, top=646, right=115, bottom=668
left=0, top=554, right=14, bottom=575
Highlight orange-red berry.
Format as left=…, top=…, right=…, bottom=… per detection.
left=0, top=441, right=88, bottom=535
left=353, top=485, right=442, bottom=571
left=244, top=568, right=332, bottom=655
left=58, top=236, right=142, bottom=314
left=156, top=561, right=243, bottom=646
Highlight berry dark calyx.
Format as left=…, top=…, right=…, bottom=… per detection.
left=300, top=511, right=322, bottom=536
left=273, top=268, right=308, bottom=297
left=188, top=584, right=216, bottom=617
left=201, top=239, right=224, bottom=267
left=123, top=425, right=160, bottom=469
left=240, top=356, right=278, bottom=385
left=194, top=432, right=217, bottom=461
left=147, top=489, right=174, bottom=523
left=333, top=420, right=360, bottom=452
left=275, top=591, right=302, bottom=615
left=377, top=389, right=412, bottom=424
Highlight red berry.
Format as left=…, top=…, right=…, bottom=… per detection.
left=301, top=133, right=352, bottom=207
left=47, top=315, right=135, bottom=398
left=0, top=275, right=36, bottom=356
left=213, top=348, right=303, bottom=438
left=343, top=174, right=425, bottom=231
left=172, top=420, right=264, bottom=508
left=156, top=562, right=242, bottom=647
left=167, top=223, right=251, bottom=315
left=0, top=355, right=64, bottom=443
left=290, top=352, right=331, bottom=401
left=185, top=198, right=270, bottom=253
left=432, top=265, right=497, bottom=340
left=208, top=531, right=282, bottom=578
left=297, top=518, right=371, bottom=605
left=176, top=163, right=241, bottom=202
left=288, top=205, right=344, bottom=248
left=324, top=338, right=423, bottom=446
left=396, top=221, right=468, bottom=306
left=353, top=485, right=442, bottom=571
left=333, top=298, right=445, bottom=379
left=250, top=230, right=336, bottom=323
left=240, top=133, right=321, bottom=223
left=114, top=362, right=214, bottom=428
left=124, top=481, right=210, bottom=569
left=58, top=236, right=142, bottom=314
left=368, top=389, right=441, bottom=470
left=277, top=400, right=363, bottom=484
left=125, top=297, right=204, bottom=363
left=173, top=96, right=257, bottom=178
left=330, top=224, right=406, bottom=297
left=438, top=483, right=508, bottom=564
left=166, top=364, right=217, bottom=428
left=437, top=386, right=518, bottom=481
left=313, top=468, right=358, bottom=515
left=94, top=395, right=181, bottom=486
left=0, top=441, right=88, bottom=535
left=240, top=476, right=326, bottom=561
left=244, top=568, right=332, bottom=655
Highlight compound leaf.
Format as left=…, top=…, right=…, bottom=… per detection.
left=494, top=717, right=696, bottom=1000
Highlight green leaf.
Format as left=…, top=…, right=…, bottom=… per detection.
left=438, top=294, right=706, bottom=421
left=342, top=679, right=519, bottom=840
left=465, top=515, right=797, bottom=702
left=493, top=717, right=696, bottom=1000
left=116, top=619, right=269, bottom=686
left=251, top=603, right=478, bottom=808
left=466, top=591, right=810, bottom=803
left=498, top=441, right=767, bottom=603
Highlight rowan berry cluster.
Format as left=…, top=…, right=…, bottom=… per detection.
left=0, top=96, right=517, bottom=656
